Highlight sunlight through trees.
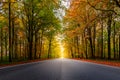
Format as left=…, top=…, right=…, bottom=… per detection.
left=0, top=0, right=120, bottom=64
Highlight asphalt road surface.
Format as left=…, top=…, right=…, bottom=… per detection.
left=0, top=59, right=120, bottom=80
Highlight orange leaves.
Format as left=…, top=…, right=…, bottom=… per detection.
left=79, top=59, right=120, bottom=67
left=65, top=30, right=76, bottom=38
left=64, top=0, right=99, bottom=39
left=66, top=0, right=88, bottom=20
left=10, top=0, right=16, bottom=2
left=18, top=31, right=23, bottom=38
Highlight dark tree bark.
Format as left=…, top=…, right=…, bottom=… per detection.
left=88, top=27, right=94, bottom=58
left=15, top=34, right=18, bottom=59
left=27, top=0, right=34, bottom=60
left=8, top=0, right=12, bottom=62
left=20, top=38, right=22, bottom=59
left=0, top=28, right=3, bottom=61
left=118, top=34, right=120, bottom=59
left=39, top=35, right=41, bottom=58
left=23, top=41, right=26, bottom=59
left=103, top=43, right=106, bottom=59
left=114, top=0, right=120, bottom=8
left=5, top=32, right=8, bottom=60
left=107, top=14, right=112, bottom=60
left=93, top=23, right=96, bottom=58
left=97, top=38, right=100, bottom=58
left=34, top=32, right=37, bottom=59
left=12, top=18, right=15, bottom=60
left=115, top=38, right=118, bottom=59
left=113, top=22, right=116, bottom=59
left=39, top=31, right=44, bottom=59
left=101, top=20, right=104, bottom=59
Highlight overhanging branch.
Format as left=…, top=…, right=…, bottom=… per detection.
left=114, top=0, right=120, bottom=8
left=87, top=0, right=118, bottom=15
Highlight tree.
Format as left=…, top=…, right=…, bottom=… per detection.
left=64, top=0, right=120, bottom=60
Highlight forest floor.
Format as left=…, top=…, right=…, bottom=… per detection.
left=0, top=58, right=49, bottom=68
left=74, top=58, right=120, bottom=67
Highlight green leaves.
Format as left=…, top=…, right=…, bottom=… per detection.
left=0, top=18, right=6, bottom=28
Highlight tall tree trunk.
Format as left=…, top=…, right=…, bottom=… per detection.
left=107, top=14, right=112, bottom=60
left=76, top=36, right=80, bottom=58
left=34, top=33, right=37, bottom=59
left=116, top=38, right=118, bottom=59
left=28, top=0, right=34, bottom=60
left=118, top=34, right=120, bottom=59
left=70, top=46, right=74, bottom=58
left=84, top=30, right=88, bottom=59
left=103, top=43, right=106, bottom=59
left=24, top=40, right=27, bottom=59
left=113, top=22, right=116, bottom=59
left=73, top=37, right=77, bottom=58
left=39, top=30, right=44, bottom=59
left=25, top=40, right=28, bottom=59
left=85, top=39, right=88, bottom=59
left=5, top=32, right=8, bottom=60
left=0, top=28, right=3, bottom=61
left=12, top=19, right=15, bottom=60
left=93, top=23, right=96, bottom=58
left=8, top=0, right=12, bottom=62
left=15, top=34, right=18, bottom=59
left=81, top=34, right=85, bottom=59
left=20, top=38, right=22, bottom=59
left=97, top=38, right=100, bottom=58
left=101, top=20, right=103, bottom=59
left=72, top=38, right=75, bottom=58
left=48, top=36, right=52, bottom=59
left=88, top=27, right=94, bottom=58
left=39, top=35, right=41, bottom=58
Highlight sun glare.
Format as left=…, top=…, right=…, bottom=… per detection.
left=61, top=56, right=64, bottom=59
left=60, top=42, right=65, bottom=58
left=56, top=34, right=65, bottom=59
left=61, top=51, right=64, bottom=59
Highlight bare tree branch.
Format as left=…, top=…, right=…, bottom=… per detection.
left=87, top=0, right=118, bottom=15
left=114, top=0, right=120, bottom=8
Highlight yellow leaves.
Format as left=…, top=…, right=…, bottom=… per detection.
left=53, top=0, right=58, bottom=5
left=10, top=0, right=16, bottom=2
left=15, top=18, right=24, bottom=28
left=1, top=0, right=16, bottom=2
left=0, top=16, right=5, bottom=21
left=0, top=15, right=7, bottom=25
left=15, top=18, right=21, bottom=24
left=2, top=3, right=8, bottom=9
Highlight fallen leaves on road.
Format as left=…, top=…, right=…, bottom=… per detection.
left=74, top=58, right=120, bottom=67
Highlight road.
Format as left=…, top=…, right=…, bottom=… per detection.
left=0, top=59, right=120, bottom=80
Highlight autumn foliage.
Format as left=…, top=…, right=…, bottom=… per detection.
left=64, top=0, right=120, bottom=60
